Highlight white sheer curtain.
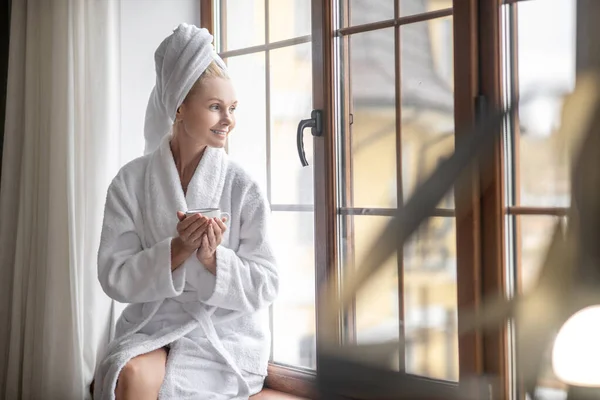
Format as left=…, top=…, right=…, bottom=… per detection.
left=0, top=0, right=121, bottom=398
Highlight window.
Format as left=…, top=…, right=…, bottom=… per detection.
left=211, top=0, right=317, bottom=374
left=338, top=1, right=459, bottom=381
left=199, top=0, right=583, bottom=398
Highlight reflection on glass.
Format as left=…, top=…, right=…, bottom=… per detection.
left=516, top=0, right=576, bottom=207
left=341, top=215, right=458, bottom=380
left=404, top=217, right=458, bottom=381
left=269, top=0, right=311, bottom=43
left=271, top=211, right=316, bottom=369
left=221, top=0, right=265, bottom=51
left=226, top=54, right=268, bottom=192
left=516, top=215, right=566, bottom=390
left=347, top=28, right=396, bottom=208
left=351, top=216, right=400, bottom=366
left=347, top=0, right=452, bottom=26
left=348, top=0, right=394, bottom=26
left=270, top=44, right=313, bottom=205
left=400, top=16, right=454, bottom=205
left=518, top=215, right=560, bottom=292
left=400, top=0, right=453, bottom=17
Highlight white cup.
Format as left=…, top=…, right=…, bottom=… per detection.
left=186, top=207, right=230, bottom=222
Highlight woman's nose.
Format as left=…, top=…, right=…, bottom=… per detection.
left=222, top=112, right=233, bottom=125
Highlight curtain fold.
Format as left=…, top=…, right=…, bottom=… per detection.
left=0, top=0, right=121, bottom=398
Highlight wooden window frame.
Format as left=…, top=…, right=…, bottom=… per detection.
left=199, top=0, right=509, bottom=398
left=478, top=0, right=507, bottom=398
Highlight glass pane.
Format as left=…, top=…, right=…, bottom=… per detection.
left=518, top=215, right=561, bottom=292
left=271, top=211, right=316, bottom=369
left=270, top=43, right=314, bottom=205
left=221, top=0, right=265, bottom=51
left=219, top=0, right=316, bottom=374
left=269, top=0, right=311, bottom=43
left=400, top=16, right=455, bottom=206
left=516, top=0, right=576, bottom=207
left=348, top=0, right=394, bottom=26
left=404, top=217, right=458, bottom=381
left=399, top=0, right=453, bottom=17
left=342, top=216, right=400, bottom=368
left=514, top=217, right=566, bottom=394
left=346, top=28, right=397, bottom=208
left=226, top=54, right=268, bottom=192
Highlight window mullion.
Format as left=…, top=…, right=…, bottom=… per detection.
left=393, top=0, right=406, bottom=374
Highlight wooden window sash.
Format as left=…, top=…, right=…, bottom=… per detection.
left=507, top=207, right=568, bottom=217
left=338, top=8, right=453, bottom=36
left=478, top=0, right=509, bottom=398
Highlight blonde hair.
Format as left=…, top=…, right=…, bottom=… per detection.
left=199, top=60, right=229, bottom=82
left=184, top=61, right=229, bottom=100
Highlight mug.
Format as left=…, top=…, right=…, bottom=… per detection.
left=186, top=207, right=230, bottom=222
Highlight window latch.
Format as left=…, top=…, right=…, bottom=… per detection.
left=296, top=109, right=323, bottom=167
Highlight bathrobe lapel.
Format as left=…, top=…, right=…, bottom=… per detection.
left=144, top=134, right=228, bottom=247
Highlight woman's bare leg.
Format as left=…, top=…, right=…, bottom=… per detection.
left=115, top=348, right=168, bottom=400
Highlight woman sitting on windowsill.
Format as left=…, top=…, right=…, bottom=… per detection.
left=93, top=24, right=278, bottom=400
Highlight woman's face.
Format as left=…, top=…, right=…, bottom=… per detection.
left=177, top=77, right=237, bottom=148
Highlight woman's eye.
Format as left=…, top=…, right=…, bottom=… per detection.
left=229, top=106, right=236, bottom=113
left=210, top=104, right=220, bottom=110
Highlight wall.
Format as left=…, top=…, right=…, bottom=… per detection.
left=118, top=0, right=200, bottom=164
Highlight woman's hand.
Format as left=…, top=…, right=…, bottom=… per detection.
left=176, top=212, right=210, bottom=250
left=197, top=217, right=227, bottom=274
left=171, top=212, right=210, bottom=270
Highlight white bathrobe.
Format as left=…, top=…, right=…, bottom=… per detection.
left=93, top=134, right=278, bottom=399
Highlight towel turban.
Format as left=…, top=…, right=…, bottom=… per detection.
left=144, top=23, right=227, bottom=155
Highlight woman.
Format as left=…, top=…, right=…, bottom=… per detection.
left=93, top=24, right=278, bottom=400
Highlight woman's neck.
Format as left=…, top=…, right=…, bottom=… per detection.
left=170, top=131, right=207, bottom=190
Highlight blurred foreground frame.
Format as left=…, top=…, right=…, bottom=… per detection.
left=315, top=74, right=600, bottom=400
left=313, top=1, right=600, bottom=396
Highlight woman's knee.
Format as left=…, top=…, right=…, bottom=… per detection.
left=118, top=348, right=168, bottom=394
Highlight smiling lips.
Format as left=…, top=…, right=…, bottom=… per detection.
left=211, top=129, right=228, bottom=136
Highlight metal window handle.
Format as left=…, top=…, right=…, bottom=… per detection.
left=296, top=109, right=323, bottom=167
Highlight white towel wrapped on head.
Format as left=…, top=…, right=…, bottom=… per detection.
left=144, top=23, right=226, bottom=155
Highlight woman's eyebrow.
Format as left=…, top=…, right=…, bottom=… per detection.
left=206, top=97, right=238, bottom=105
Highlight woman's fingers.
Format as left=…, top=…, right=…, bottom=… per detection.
left=212, top=219, right=223, bottom=243
left=182, top=216, right=208, bottom=237
left=189, top=217, right=209, bottom=236
left=201, top=234, right=209, bottom=252
left=179, top=213, right=205, bottom=231
left=215, top=217, right=227, bottom=233
left=178, top=216, right=210, bottom=248
left=207, top=223, right=216, bottom=246
left=188, top=224, right=205, bottom=245
left=179, top=214, right=227, bottom=251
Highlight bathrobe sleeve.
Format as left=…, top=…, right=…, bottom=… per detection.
left=97, top=174, right=186, bottom=303
left=190, top=182, right=279, bottom=312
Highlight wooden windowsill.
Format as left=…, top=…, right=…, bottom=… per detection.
left=263, top=363, right=316, bottom=399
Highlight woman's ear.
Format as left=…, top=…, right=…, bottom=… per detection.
left=175, top=105, right=183, bottom=122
